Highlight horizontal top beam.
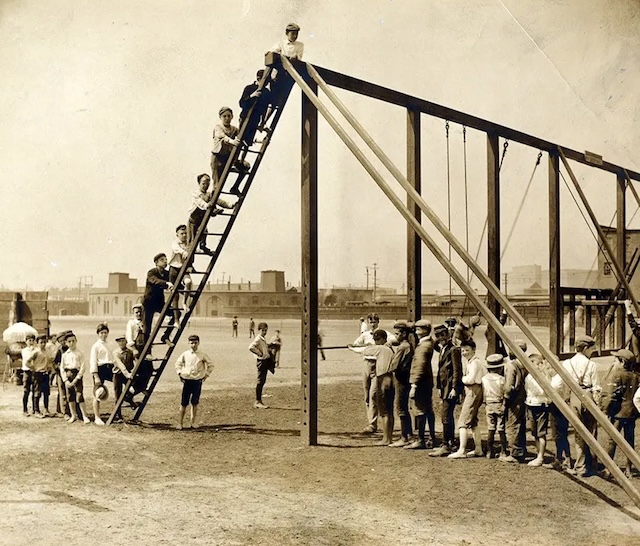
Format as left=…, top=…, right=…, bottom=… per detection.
left=309, top=63, right=640, bottom=182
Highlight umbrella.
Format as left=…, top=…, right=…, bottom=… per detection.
left=2, top=322, right=38, bottom=343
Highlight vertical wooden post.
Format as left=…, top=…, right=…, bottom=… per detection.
left=617, top=172, right=627, bottom=348
left=549, top=150, right=562, bottom=355
left=568, top=295, right=576, bottom=351
left=486, top=133, right=500, bottom=353
left=407, top=109, right=421, bottom=322
left=301, top=79, right=318, bottom=446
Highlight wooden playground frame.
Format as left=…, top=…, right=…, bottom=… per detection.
left=267, top=53, right=640, bottom=507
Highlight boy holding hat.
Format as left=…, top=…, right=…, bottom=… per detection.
left=602, top=348, right=639, bottom=478
left=551, top=334, right=601, bottom=477
left=249, top=322, right=273, bottom=409
left=430, top=324, right=463, bottom=456
left=482, top=354, right=509, bottom=460
left=60, top=332, right=91, bottom=424
left=211, top=107, right=250, bottom=196
left=175, top=334, right=213, bottom=429
left=142, top=253, right=174, bottom=344
left=406, top=319, right=437, bottom=449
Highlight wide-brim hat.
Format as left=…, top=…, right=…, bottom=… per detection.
left=486, top=353, right=505, bottom=368
left=94, top=384, right=109, bottom=402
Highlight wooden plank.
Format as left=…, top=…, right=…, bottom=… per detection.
left=406, top=108, right=421, bottom=322
left=486, top=133, right=500, bottom=353
left=549, top=151, right=562, bottom=355
left=301, top=78, right=318, bottom=446
left=314, top=65, right=640, bottom=182
left=616, top=172, right=626, bottom=347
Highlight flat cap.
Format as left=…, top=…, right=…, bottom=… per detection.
left=286, top=22, right=300, bottom=31
left=415, top=319, right=431, bottom=328
left=393, top=320, right=411, bottom=330
left=218, top=106, right=233, bottom=117
left=575, top=334, right=596, bottom=347
left=612, top=348, right=635, bottom=361
left=114, top=336, right=126, bottom=342
left=434, top=324, right=449, bottom=334
left=153, top=252, right=166, bottom=263
left=132, top=303, right=143, bottom=310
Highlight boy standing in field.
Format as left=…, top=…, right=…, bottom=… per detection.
left=90, top=322, right=117, bottom=426
left=449, top=338, right=486, bottom=458
left=175, top=334, right=213, bottom=430
left=524, top=354, right=553, bottom=467
left=388, top=321, right=414, bottom=447
left=249, top=322, right=272, bottom=409
left=269, top=329, right=282, bottom=368
left=482, top=354, right=509, bottom=460
left=602, top=348, right=640, bottom=478
left=26, top=334, right=54, bottom=417
left=406, top=320, right=437, bottom=449
left=112, top=336, right=134, bottom=419
left=61, top=332, right=91, bottom=424
left=52, top=330, right=72, bottom=417
left=20, top=334, right=37, bottom=417
left=362, top=329, right=396, bottom=446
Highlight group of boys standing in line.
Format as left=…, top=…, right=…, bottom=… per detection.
left=350, top=310, right=640, bottom=479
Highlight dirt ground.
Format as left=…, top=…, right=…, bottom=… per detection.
left=2, top=317, right=640, bottom=545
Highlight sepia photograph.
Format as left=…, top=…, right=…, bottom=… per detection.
left=1, top=1, right=640, bottom=544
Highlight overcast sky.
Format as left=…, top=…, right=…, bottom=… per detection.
left=2, top=0, right=639, bottom=293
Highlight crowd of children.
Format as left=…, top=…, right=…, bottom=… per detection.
left=351, top=312, right=640, bottom=478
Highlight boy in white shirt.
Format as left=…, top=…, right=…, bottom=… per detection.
left=481, top=354, right=509, bottom=460
left=362, top=330, right=396, bottom=446
left=175, top=335, right=213, bottom=429
left=61, top=332, right=90, bottom=424
left=524, top=354, right=553, bottom=467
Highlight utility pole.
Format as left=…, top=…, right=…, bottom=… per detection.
left=372, top=262, right=378, bottom=302
left=503, top=272, right=508, bottom=296
left=366, top=266, right=370, bottom=290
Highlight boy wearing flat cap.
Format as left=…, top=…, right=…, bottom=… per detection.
left=270, top=23, right=304, bottom=60
left=211, top=107, right=250, bottom=196
left=602, top=348, right=639, bottom=478
left=406, top=319, right=437, bottom=449
left=142, top=253, right=174, bottom=345
left=430, top=324, right=463, bottom=456
left=387, top=321, right=415, bottom=447
left=551, top=334, right=601, bottom=477
left=249, top=322, right=273, bottom=409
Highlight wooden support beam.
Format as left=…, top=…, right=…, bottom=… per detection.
left=559, top=149, right=640, bottom=318
left=486, top=133, right=500, bottom=353
left=313, top=64, right=640, bottom=182
left=406, top=109, right=422, bottom=321
left=301, top=78, right=318, bottom=446
left=549, top=151, right=562, bottom=355
left=616, top=172, right=626, bottom=347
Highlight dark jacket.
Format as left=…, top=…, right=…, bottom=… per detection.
left=143, top=267, right=170, bottom=311
left=409, top=337, right=434, bottom=387
left=604, top=366, right=640, bottom=419
left=436, top=341, right=462, bottom=399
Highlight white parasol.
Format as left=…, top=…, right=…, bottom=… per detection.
left=2, top=322, right=39, bottom=343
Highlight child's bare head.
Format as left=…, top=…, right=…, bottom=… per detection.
left=197, top=173, right=210, bottom=192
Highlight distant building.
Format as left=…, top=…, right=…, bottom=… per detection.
left=88, top=270, right=301, bottom=318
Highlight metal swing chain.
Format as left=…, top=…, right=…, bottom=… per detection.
left=500, top=151, right=543, bottom=260
left=445, top=121, right=452, bottom=303
left=463, top=126, right=470, bottom=284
